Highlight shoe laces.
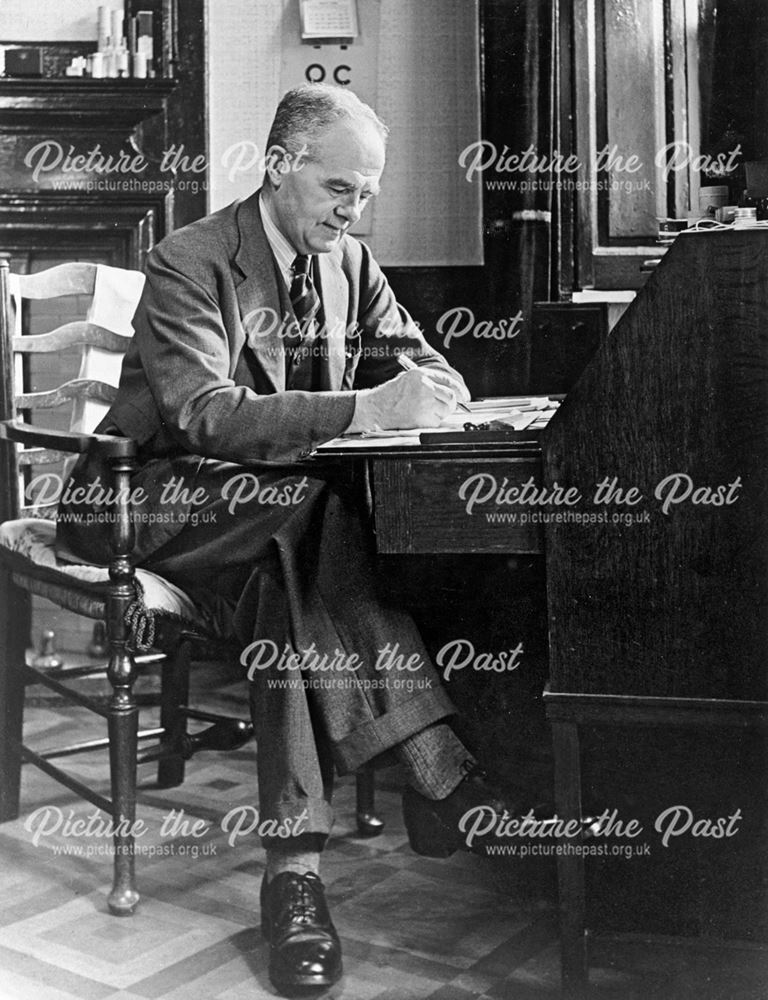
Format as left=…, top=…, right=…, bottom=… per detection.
left=283, top=874, right=321, bottom=925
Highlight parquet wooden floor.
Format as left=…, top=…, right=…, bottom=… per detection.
left=1, top=669, right=766, bottom=999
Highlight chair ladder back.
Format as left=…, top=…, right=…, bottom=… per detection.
left=0, top=260, right=145, bottom=519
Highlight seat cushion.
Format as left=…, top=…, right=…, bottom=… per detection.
left=0, top=518, right=214, bottom=646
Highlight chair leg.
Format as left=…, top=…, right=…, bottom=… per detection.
left=157, top=639, right=191, bottom=788
left=106, top=633, right=140, bottom=914
left=355, top=768, right=384, bottom=837
left=105, top=473, right=141, bottom=917
left=0, top=573, right=29, bottom=822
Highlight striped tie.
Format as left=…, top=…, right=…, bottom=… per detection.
left=289, top=254, right=321, bottom=341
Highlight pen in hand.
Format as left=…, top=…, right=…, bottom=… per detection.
left=396, top=353, right=471, bottom=412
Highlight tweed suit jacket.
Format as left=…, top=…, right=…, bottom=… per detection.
left=58, top=190, right=466, bottom=564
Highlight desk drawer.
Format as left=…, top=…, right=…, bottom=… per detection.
left=371, top=456, right=544, bottom=554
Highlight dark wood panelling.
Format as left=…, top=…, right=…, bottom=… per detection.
left=543, top=231, right=768, bottom=700
left=0, top=79, right=175, bottom=133
left=0, top=194, right=164, bottom=271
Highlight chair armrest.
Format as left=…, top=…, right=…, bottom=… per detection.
left=0, top=418, right=137, bottom=459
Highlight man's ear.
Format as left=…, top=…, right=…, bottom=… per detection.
left=264, top=145, right=291, bottom=187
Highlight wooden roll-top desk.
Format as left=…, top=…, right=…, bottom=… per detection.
left=540, top=228, right=768, bottom=996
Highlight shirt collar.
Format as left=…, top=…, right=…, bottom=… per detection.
left=259, top=192, right=302, bottom=287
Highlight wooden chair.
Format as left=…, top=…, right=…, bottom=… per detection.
left=0, top=256, right=381, bottom=916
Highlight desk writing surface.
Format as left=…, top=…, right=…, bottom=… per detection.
left=314, top=397, right=560, bottom=454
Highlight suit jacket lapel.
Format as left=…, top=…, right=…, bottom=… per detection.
left=234, top=191, right=349, bottom=392
left=316, top=248, right=349, bottom=390
left=234, top=192, right=286, bottom=392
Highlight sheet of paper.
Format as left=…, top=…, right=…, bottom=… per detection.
left=470, top=396, right=560, bottom=411
left=317, top=433, right=422, bottom=450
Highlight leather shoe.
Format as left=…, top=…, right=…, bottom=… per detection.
left=403, top=760, right=555, bottom=858
left=260, top=871, right=342, bottom=995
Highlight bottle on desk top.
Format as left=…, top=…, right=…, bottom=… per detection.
left=733, top=207, right=758, bottom=229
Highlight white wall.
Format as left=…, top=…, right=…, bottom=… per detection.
left=1, top=1, right=124, bottom=41
left=205, top=0, right=283, bottom=211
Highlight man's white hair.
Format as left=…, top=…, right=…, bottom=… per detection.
left=265, top=83, right=388, bottom=170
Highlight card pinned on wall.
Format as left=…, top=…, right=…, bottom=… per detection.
left=299, top=0, right=360, bottom=42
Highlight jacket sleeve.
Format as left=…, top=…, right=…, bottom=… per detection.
left=348, top=238, right=469, bottom=397
left=131, top=242, right=357, bottom=466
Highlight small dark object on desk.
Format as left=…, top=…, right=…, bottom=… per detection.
left=419, top=426, right=543, bottom=446
left=4, top=47, right=44, bottom=77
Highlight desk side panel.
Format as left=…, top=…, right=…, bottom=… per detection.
left=543, top=231, right=768, bottom=699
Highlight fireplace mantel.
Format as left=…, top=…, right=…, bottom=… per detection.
left=0, top=76, right=178, bottom=269
left=0, top=79, right=176, bottom=133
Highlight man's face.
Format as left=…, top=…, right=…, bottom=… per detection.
left=265, top=118, right=385, bottom=254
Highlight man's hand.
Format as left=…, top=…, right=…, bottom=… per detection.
left=348, top=368, right=461, bottom=432
left=419, top=367, right=471, bottom=405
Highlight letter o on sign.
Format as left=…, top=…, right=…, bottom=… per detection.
left=306, top=64, right=326, bottom=83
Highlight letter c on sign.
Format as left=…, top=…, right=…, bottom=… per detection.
left=333, top=65, right=351, bottom=85
left=306, top=64, right=326, bottom=83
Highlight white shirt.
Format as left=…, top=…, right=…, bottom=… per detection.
left=258, top=192, right=301, bottom=288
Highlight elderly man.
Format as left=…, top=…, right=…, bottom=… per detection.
left=59, top=84, right=538, bottom=995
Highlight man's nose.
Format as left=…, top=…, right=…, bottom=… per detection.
left=335, top=194, right=362, bottom=225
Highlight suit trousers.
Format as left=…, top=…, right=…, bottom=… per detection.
left=59, top=453, right=455, bottom=838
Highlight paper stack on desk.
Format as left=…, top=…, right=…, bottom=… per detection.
left=315, top=397, right=560, bottom=451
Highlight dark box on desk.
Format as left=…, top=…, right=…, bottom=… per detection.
left=4, top=47, right=44, bottom=77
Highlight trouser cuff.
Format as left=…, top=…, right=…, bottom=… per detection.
left=333, top=688, right=456, bottom=774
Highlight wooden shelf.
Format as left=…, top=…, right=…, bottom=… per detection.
left=0, top=78, right=176, bottom=133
